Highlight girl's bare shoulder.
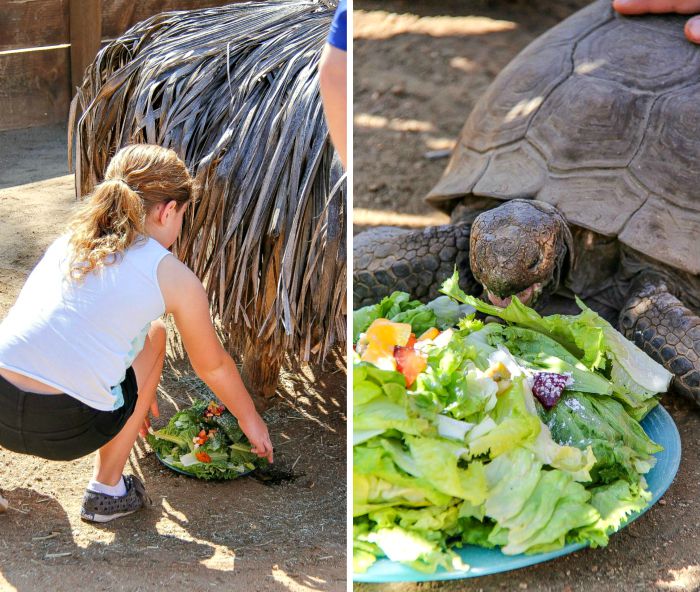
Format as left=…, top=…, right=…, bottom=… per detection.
left=156, top=254, right=205, bottom=313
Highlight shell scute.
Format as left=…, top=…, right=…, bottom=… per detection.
left=536, top=172, right=646, bottom=237
left=473, top=144, right=547, bottom=200
left=527, top=75, right=652, bottom=170
left=619, top=197, right=700, bottom=275
left=574, top=20, right=700, bottom=92
left=631, top=83, right=700, bottom=210
left=426, top=145, right=489, bottom=213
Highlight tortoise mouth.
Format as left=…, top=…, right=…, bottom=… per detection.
left=486, top=283, right=542, bottom=308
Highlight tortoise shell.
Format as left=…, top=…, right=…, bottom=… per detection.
left=427, top=0, right=700, bottom=275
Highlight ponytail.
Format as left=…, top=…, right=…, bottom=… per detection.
left=67, top=144, right=193, bottom=281
left=68, top=178, right=146, bottom=280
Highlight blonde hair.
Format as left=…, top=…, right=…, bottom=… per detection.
left=68, top=144, right=193, bottom=280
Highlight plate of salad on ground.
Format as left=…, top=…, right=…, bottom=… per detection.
left=352, top=271, right=681, bottom=582
left=148, top=399, right=267, bottom=480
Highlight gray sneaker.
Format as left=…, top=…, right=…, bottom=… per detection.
left=80, top=475, right=151, bottom=523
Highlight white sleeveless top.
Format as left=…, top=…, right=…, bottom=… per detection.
left=0, top=234, right=170, bottom=411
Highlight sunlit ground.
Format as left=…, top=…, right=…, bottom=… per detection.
left=354, top=10, right=517, bottom=40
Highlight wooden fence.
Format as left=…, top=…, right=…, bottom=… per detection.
left=0, top=0, right=238, bottom=131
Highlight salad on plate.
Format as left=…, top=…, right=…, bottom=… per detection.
left=148, top=398, right=267, bottom=480
left=353, top=271, right=673, bottom=574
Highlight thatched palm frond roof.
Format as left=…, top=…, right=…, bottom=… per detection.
left=69, top=0, right=345, bottom=394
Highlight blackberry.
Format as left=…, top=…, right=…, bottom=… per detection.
left=532, top=372, right=573, bottom=409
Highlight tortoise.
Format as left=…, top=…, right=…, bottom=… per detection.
left=353, top=0, right=700, bottom=403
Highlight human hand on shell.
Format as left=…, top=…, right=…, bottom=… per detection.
left=613, top=0, right=700, bottom=42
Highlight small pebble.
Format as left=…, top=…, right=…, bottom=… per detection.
left=519, top=584, right=527, bottom=590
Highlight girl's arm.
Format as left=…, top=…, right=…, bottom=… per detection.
left=157, top=254, right=273, bottom=462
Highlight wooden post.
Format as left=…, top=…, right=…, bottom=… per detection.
left=69, top=0, right=101, bottom=95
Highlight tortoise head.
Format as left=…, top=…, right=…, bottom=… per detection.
left=470, top=200, right=573, bottom=308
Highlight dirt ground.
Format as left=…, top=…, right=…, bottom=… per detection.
left=353, top=1, right=700, bottom=591
left=0, top=125, right=347, bottom=591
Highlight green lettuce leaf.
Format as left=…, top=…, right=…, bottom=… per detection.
left=405, top=436, right=487, bottom=505
left=467, top=380, right=541, bottom=459
left=353, top=520, right=382, bottom=573
left=494, top=326, right=613, bottom=395
left=502, top=473, right=597, bottom=555
left=354, top=443, right=453, bottom=514
left=353, top=292, right=415, bottom=340
left=353, top=290, right=476, bottom=343
left=483, top=448, right=543, bottom=523
left=544, top=392, right=662, bottom=484
left=441, top=270, right=672, bottom=406
left=364, top=526, right=467, bottom=574
left=413, top=329, right=499, bottom=421
left=572, top=478, right=652, bottom=547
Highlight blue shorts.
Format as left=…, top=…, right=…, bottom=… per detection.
left=0, top=367, right=138, bottom=461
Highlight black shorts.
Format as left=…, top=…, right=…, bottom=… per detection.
left=0, top=368, right=138, bottom=461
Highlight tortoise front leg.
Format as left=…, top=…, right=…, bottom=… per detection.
left=619, top=275, right=700, bottom=404
left=353, top=224, right=477, bottom=309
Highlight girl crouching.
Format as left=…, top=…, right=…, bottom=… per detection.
left=0, top=144, right=273, bottom=522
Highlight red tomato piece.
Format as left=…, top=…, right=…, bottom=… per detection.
left=393, top=346, right=428, bottom=387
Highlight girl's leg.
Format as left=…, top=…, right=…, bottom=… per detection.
left=92, top=320, right=167, bottom=486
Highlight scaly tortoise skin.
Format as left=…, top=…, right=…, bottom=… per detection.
left=353, top=0, right=700, bottom=403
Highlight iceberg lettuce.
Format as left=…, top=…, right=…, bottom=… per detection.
left=353, top=275, right=667, bottom=574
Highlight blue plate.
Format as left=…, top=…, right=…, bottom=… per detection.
left=354, top=403, right=681, bottom=583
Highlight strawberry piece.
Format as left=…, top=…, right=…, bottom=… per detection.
left=532, top=372, right=573, bottom=409
left=393, top=346, right=428, bottom=387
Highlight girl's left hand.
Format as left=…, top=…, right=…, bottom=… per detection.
left=139, top=399, right=160, bottom=438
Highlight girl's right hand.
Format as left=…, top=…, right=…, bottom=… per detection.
left=160, top=257, right=274, bottom=463
left=239, top=412, right=274, bottom=463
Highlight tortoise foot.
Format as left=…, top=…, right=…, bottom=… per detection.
left=620, top=275, right=700, bottom=404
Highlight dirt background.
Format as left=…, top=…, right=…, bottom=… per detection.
left=0, top=125, right=347, bottom=591
left=353, top=1, right=700, bottom=591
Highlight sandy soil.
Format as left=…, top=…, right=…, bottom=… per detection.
left=353, top=1, right=700, bottom=591
left=0, top=125, right=347, bottom=592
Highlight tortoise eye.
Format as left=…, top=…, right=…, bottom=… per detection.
left=528, top=255, right=541, bottom=270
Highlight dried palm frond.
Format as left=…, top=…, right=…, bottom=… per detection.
left=69, top=0, right=345, bottom=402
